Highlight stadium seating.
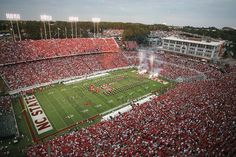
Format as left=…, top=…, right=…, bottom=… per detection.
left=0, top=38, right=235, bottom=156
left=123, top=51, right=226, bottom=80
left=124, top=41, right=138, bottom=50
left=26, top=69, right=236, bottom=156
left=0, top=38, right=119, bottom=65
left=0, top=53, right=129, bottom=90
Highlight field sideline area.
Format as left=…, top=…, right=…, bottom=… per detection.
left=15, top=68, right=171, bottom=145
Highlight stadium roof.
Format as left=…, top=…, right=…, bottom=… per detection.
left=163, top=36, right=224, bottom=46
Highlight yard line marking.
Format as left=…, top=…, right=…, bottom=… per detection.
left=108, top=100, right=113, bottom=103
left=118, top=96, right=123, bottom=99
left=95, top=104, right=102, bottom=108
left=48, top=92, right=54, bottom=95
left=81, top=109, right=89, bottom=113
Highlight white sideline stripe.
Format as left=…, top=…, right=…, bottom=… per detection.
left=101, top=105, right=133, bottom=121
left=108, top=100, right=113, bottom=103
left=101, top=94, right=157, bottom=121
left=134, top=95, right=157, bottom=105
left=64, top=73, right=109, bottom=85
left=9, top=66, right=134, bottom=95
left=81, top=109, right=89, bottom=113
left=48, top=92, right=54, bottom=95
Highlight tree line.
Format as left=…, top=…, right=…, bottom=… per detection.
left=0, top=20, right=235, bottom=57
left=0, top=20, right=168, bottom=43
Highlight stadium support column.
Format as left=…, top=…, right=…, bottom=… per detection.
left=16, top=20, right=21, bottom=41
left=97, top=22, right=99, bottom=38
left=48, top=21, right=52, bottom=39
left=65, top=27, right=67, bottom=38
left=57, top=27, right=60, bottom=39
left=40, top=27, right=43, bottom=39
left=92, top=18, right=100, bottom=38
left=75, top=21, right=77, bottom=38
left=80, top=28, right=82, bottom=37
left=43, top=21, right=47, bottom=39
left=93, top=22, right=96, bottom=38
left=10, top=20, right=16, bottom=42
left=71, top=22, right=73, bottom=38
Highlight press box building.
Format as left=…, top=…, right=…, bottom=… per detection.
left=162, top=36, right=224, bottom=60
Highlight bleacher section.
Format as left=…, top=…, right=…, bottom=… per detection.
left=124, top=41, right=138, bottom=51
left=0, top=37, right=236, bottom=156
left=0, top=53, right=129, bottom=91
left=0, top=38, right=127, bottom=91
left=0, top=38, right=119, bottom=65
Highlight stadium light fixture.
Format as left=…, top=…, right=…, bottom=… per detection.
left=92, top=17, right=101, bottom=38
left=6, top=13, right=22, bottom=41
left=69, top=16, right=79, bottom=38
left=40, top=15, right=52, bottom=39
left=92, top=17, right=101, bottom=23
left=40, top=15, right=52, bottom=21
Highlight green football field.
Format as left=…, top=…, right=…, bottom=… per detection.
left=20, top=68, right=171, bottom=141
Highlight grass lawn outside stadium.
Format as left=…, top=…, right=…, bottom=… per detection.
left=10, top=68, right=172, bottom=156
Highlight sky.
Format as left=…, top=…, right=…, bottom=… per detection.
left=0, top=0, right=235, bottom=28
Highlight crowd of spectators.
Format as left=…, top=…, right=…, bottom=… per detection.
left=124, top=41, right=138, bottom=51
left=0, top=38, right=119, bottom=65
left=123, top=51, right=227, bottom=80
left=1, top=38, right=235, bottom=156
left=27, top=67, right=236, bottom=156
left=149, top=30, right=179, bottom=38
left=158, top=64, right=198, bottom=80
left=0, top=53, right=129, bottom=90
left=103, top=29, right=124, bottom=37
left=0, top=42, right=232, bottom=90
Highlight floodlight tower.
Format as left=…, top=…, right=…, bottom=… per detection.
left=69, top=16, right=74, bottom=38
left=6, top=13, right=22, bottom=41
left=92, top=18, right=101, bottom=38
left=6, top=13, right=15, bottom=41
left=47, top=15, right=52, bottom=39
left=69, top=16, right=79, bottom=38
left=40, top=15, right=52, bottom=39
left=40, top=15, right=47, bottom=39
left=15, top=14, right=21, bottom=41
left=74, top=17, right=79, bottom=38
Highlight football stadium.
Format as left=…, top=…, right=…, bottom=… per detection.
left=1, top=1, right=236, bottom=157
